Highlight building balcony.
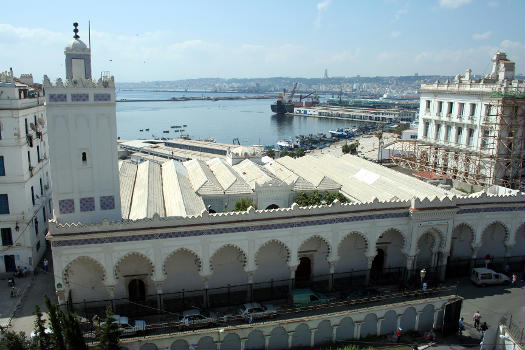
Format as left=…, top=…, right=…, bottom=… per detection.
left=0, top=97, right=45, bottom=110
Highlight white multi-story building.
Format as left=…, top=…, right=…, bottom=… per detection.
left=410, top=52, right=525, bottom=190
left=0, top=69, right=51, bottom=273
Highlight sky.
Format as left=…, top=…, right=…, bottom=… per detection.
left=0, top=0, right=523, bottom=82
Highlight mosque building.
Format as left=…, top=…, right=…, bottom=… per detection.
left=44, top=25, right=525, bottom=307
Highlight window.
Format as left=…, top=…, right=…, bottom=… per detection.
left=37, top=146, right=40, bottom=162
left=48, top=199, right=52, bottom=215
left=0, top=194, right=9, bottom=214
left=36, top=241, right=41, bottom=252
left=437, top=101, right=443, bottom=116
left=39, top=178, right=43, bottom=196
left=34, top=218, right=39, bottom=235
left=485, top=104, right=491, bottom=116
left=446, top=125, right=452, bottom=142
left=470, top=103, right=476, bottom=117
left=424, top=122, right=430, bottom=137
left=447, top=102, right=453, bottom=116
left=31, top=186, right=35, bottom=206
left=458, top=103, right=465, bottom=116
left=25, top=119, right=28, bottom=135
left=33, top=115, right=37, bottom=127
left=425, top=100, right=431, bottom=112
left=435, top=124, right=442, bottom=140
left=467, top=128, right=474, bottom=146
left=27, top=151, right=31, bottom=167
left=0, top=156, right=4, bottom=176
left=42, top=206, right=46, bottom=222
left=456, top=127, right=463, bottom=144
left=481, top=129, right=490, bottom=149
left=81, top=152, right=87, bottom=163
left=1, top=228, right=13, bottom=246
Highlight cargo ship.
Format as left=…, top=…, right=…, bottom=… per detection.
left=271, top=82, right=318, bottom=114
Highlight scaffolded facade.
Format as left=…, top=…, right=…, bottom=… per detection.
left=392, top=53, right=525, bottom=191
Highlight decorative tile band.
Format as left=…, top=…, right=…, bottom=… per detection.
left=457, top=206, right=525, bottom=214
left=58, top=199, right=75, bottom=214
left=52, top=212, right=410, bottom=247
left=100, top=196, right=115, bottom=210
left=80, top=197, right=95, bottom=212
left=94, top=93, right=111, bottom=102
left=49, top=94, right=67, bottom=103
left=71, top=93, right=89, bottom=102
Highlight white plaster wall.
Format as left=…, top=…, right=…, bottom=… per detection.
left=299, top=237, right=330, bottom=276
left=335, top=233, right=368, bottom=273
left=478, top=222, right=507, bottom=258
left=254, top=242, right=289, bottom=283
left=377, top=229, right=406, bottom=268
left=164, top=250, right=203, bottom=292
left=209, top=246, right=248, bottom=288
left=450, top=224, right=474, bottom=260
left=416, top=233, right=436, bottom=269
left=67, top=259, right=109, bottom=302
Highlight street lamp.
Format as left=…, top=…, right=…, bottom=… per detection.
left=420, top=268, right=427, bottom=282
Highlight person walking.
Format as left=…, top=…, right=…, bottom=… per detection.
left=480, top=322, right=488, bottom=340
left=511, top=273, right=517, bottom=287
left=473, top=311, right=481, bottom=330
left=458, top=317, right=465, bottom=336
left=43, top=258, right=49, bottom=272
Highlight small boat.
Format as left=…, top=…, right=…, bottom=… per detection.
left=180, top=134, right=190, bottom=140
left=204, top=137, right=216, bottom=142
left=145, top=128, right=150, bottom=131
left=183, top=124, right=187, bottom=127
left=171, top=125, right=181, bottom=128
left=139, top=129, right=143, bottom=132
left=163, top=130, right=169, bottom=134
left=173, top=129, right=179, bottom=132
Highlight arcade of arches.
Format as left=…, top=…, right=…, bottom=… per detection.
left=61, top=220, right=524, bottom=303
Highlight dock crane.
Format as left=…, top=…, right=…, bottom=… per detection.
left=299, top=90, right=316, bottom=102
left=287, top=82, right=298, bottom=103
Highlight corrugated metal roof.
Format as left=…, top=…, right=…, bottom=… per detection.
left=184, top=159, right=224, bottom=195
left=119, top=161, right=137, bottom=219
left=232, top=159, right=283, bottom=189
left=206, top=158, right=252, bottom=194
left=276, top=156, right=341, bottom=191
left=264, top=160, right=316, bottom=191
left=162, top=160, right=206, bottom=217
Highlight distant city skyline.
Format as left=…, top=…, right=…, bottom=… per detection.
left=1, top=0, right=523, bottom=82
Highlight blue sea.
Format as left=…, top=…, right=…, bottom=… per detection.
left=116, top=89, right=361, bottom=146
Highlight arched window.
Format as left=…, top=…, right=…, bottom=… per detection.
left=81, top=152, right=87, bottom=163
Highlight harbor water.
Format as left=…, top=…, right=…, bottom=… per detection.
left=116, top=89, right=363, bottom=146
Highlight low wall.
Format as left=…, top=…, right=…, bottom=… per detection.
left=120, top=295, right=459, bottom=350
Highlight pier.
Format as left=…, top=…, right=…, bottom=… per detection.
left=117, top=95, right=275, bottom=102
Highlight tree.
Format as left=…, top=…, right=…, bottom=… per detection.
left=349, top=142, right=359, bottom=155
left=0, top=330, right=30, bottom=350
left=294, top=148, right=305, bottom=158
left=95, top=306, right=120, bottom=350
left=265, top=149, right=275, bottom=158
left=295, top=190, right=348, bottom=207
left=233, top=198, right=257, bottom=211
left=44, top=295, right=65, bottom=350
left=342, top=144, right=351, bottom=154
left=62, top=312, right=88, bottom=350
left=32, top=305, right=52, bottom=350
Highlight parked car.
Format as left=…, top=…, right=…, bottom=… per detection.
left=291, top=289, right=330, bottom=306
left=471, top=267, right=510, bottom=286
left=29, top=328, right=52, bottom=339
left=100, top=315, right=146, bottom=336
left=180, top=309, right=219, bottom=328
left=239, top=302, right=278, bottom=321
left=345, top=288, right=381, bottom=301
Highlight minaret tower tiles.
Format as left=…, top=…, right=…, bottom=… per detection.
left=44, top=23, right=121, bottom=224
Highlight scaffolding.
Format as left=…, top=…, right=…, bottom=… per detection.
left=392, top=96, right=525, bottom=191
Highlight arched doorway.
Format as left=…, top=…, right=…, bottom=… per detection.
left=371, top=249, right=385, bottom=275
left=265, top=204, right=279, bottom=210
left=128, top=279, right=146, bottom=302
left=295, top=257, right=311, bottom=286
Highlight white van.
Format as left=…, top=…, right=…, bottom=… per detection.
left=471, top=267, right=510, bottom=286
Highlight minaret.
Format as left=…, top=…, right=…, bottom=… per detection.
left=44, top=23, right=121, bottom=224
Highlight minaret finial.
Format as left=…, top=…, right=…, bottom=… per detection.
left=73, top=22, right=80, bottom=39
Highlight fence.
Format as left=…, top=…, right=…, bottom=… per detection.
left=64, top=264, right=455, bottom=322
left=446, top=255, right=525, bottom=278
left=501, top=314, right=525, bottom=347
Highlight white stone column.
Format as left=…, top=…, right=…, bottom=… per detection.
left=200, top=274, right=211, bottom=308
left=415, top=311, right=422, bottom=331
left=433, top=308, right=442, bottom=329
left=365, top=256, right=375, bottom=286
left=328, top=261, right=336, bottom=291
left=406, top=255, right=416, bottom=280
left=153, top=280, right=164, bottom=311
left=289, top=265, right=297, bottom=292
left=287, top=331, right=294, bottom=348
left=470, top=244, right=481, bottom=269
left=354, top=321, right=362, bottom=340
left=310, top=328, right=316, bottom=347
left=246, top=271, right=255, bottom=302
left=438, top=253, right=448, bottom=281
left=377, top=318, right=384, bottom=336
